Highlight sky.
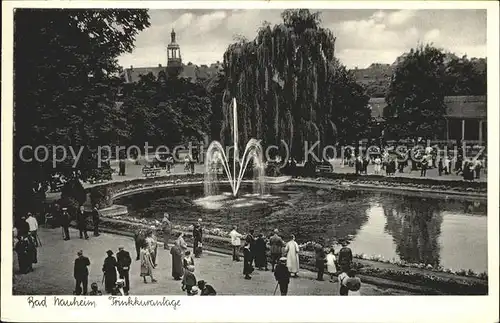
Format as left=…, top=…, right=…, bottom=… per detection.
left=118, top=9, right=487, bottom=70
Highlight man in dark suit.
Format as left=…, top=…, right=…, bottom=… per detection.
left=116, top=247, right=132, bottom=295
left=245, top=229, right=256, bottom=266
left=77, top=206, right=89, bottom=239
left=74, top=250, right=90, bottom=295
left=192, top=218, right=203, bottom=258
left=91, top=204, right=100, bottom=237
left=61, top=208, right=71, bottom=241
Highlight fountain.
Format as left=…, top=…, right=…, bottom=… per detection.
left=204, top=98, right=266, bottom=197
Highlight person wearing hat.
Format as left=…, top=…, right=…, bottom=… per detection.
left=60, top=208, right=71, bottom=241
left=181, top=265, right=197, bottom=295
left=337, top=240, right=353, bottom=273
left=197, top=280, right=217, bottom=296
left=15, top=233, right=33, bottom=274
left=192, top=218, right=203, bottom=258
left=269, top=229, right=285, bottom=272
left=161, top=213, right=172, bottom=250
left=274, top=257, right=291, bottom=296
left=102, top=250, right=118, bottom=293
left=242, top=241, right=254, bottom=280
left=116, top=247, right=132, bottom=294
left=73, top=250, right=90, bottom=295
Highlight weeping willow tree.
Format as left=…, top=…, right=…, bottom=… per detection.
left=219, top=9, right=370, bottom=161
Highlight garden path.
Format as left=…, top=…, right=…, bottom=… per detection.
left=12, top=227, right=412, bottom=296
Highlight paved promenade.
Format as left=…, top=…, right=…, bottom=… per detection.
left=44, top=157, right=485, bottom=203
left=12, top=228, right=411, bottom=296
left=108, top=157, right=486, bottom=183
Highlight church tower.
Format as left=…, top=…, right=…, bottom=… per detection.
left=167, top=28, right=183, bottom=78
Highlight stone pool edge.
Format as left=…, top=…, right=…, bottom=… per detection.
left=83, top=173, right=486, bottom=209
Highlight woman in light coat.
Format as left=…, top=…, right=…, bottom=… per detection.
left=284, top=234, right=300, bottom=277
left=140, top=244, right=157, bottom=283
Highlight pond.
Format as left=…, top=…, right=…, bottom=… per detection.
left=115, top=184, right=488, bottom=273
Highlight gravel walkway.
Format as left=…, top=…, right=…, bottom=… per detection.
left=12, top=228, right=412, bottom=296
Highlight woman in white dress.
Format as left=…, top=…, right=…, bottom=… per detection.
left=284, top=234, right=300, bottom=277
left=326, top=248, right=337, bottom=282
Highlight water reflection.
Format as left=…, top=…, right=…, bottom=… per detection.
left=382, top=196, right=443, bottom=267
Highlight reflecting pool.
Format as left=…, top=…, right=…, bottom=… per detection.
left=115, top=184, right=487, bottom=273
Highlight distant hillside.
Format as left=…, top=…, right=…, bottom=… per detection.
left=350, top=54, right=487, bottom=98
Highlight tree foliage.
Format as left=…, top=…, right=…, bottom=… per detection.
left=120, top=73, right=212, bottom=148
left=14, top=9, right=150, bottom=214
left=220, top=9, right=371, bottom=159
left=443, top=56, right=487, bottom=96
left=358, top=54, right=486, bottom=98
left=384, top=45, right=448, bottom=140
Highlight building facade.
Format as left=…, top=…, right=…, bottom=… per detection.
left=368, top=95, right=487, bottom=143
left=122, top=29, right=222, bottom=84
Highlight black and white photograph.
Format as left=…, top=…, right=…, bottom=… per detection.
left=1, top=1, right=499, bottom=322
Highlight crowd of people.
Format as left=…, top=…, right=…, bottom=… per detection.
left=130, top=215, right=217, bottom=296
left=228, top=226, right=361, bottom=296
left=347, top=146, right=485, bottom=181
left=14, top=205, right=362, bottom=296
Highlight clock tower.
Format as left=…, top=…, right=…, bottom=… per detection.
left=167, top=29, right=183, bottom=78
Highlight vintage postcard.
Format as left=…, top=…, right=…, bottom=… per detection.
left=1, top=1, right=499, bottom=322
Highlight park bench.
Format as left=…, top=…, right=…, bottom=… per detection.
left=142, top=167, right=162, bottom=177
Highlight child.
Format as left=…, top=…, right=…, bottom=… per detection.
left=183, top=250, right=195, bottom=269
left=89, top=282, right=103, bottom=296
left=326, top=248, right=337, bottom=282
left=182, top=265, right=197, bottom=296
left=111, top=279, right=126, bottom=296
left=198, top=280, right=217, bottom=295
left=188, top=286, right=199, bottom=296
left=339, top=269, right=362, bottom=296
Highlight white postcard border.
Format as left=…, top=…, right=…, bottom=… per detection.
left=1, top=1, right=499, bottom=322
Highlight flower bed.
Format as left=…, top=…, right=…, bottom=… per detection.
left=106, top=212, right=487, bottom=280
left=358, top=267, right=488, bottom=295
